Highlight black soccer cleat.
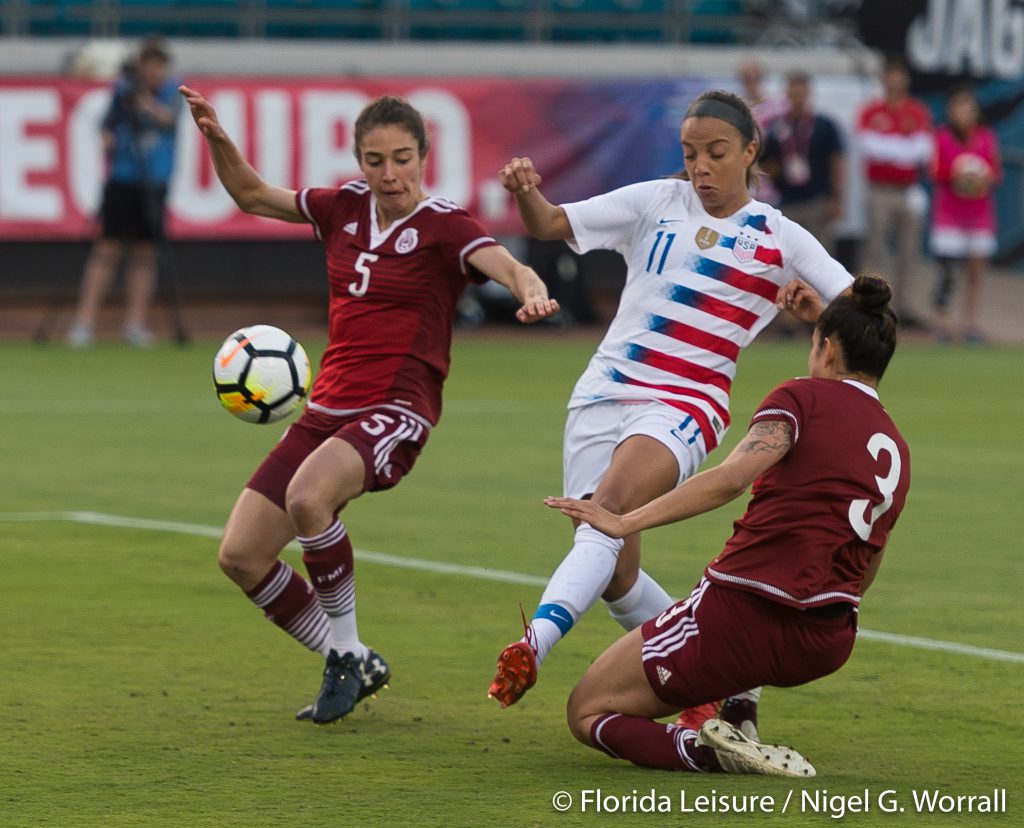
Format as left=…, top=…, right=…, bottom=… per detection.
left=296, top=648, right=391, bottom=723
left=720, top=696, right=759, bottom=742
left=310, top=649, right=363, bottom=725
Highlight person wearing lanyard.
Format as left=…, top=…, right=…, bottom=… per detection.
left=761, top=72, right=845, bottom=256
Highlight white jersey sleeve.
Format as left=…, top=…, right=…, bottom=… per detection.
left=561, top=181, right=664, bottom=256
left=778, top=216, right=854, bottom=303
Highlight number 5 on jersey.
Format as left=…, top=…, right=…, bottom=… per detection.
left=350, top=252, right=379, bottom=297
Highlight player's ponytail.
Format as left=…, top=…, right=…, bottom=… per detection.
left=816, top=274, right=898, bottom=381
left=849, top=273, right=893, bottom=315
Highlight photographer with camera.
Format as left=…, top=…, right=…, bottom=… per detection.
left=67, top=37, right=182, bottom=348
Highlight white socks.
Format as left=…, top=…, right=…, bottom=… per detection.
left=526, top=523, right=624, bottom=665
left=604, top=569, right=675, bottom=631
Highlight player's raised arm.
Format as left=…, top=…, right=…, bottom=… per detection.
left=499, top=157, right=574, bottom=241
left=178, top=85, right=302, bottom=223
left=466, top=244, right=559, bottom=324
left=545, top=418, right=793, bottom=537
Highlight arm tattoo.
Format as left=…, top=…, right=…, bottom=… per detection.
left=738, top=419, right=793, bottom=455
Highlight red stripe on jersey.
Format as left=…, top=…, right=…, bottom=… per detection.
left=690, top=254, right=780, bottom=302
left=628, top=344, right=733, bottom=394
left=666, top=282, right=761, bottom=330
left=612, top=369, right=731, bottom=429
left=754, top=246, right=783, bottom=268
left=649, top=314, right=741, bottom=362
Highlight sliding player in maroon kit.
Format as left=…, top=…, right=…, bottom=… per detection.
left=179, top=86, right=558, bottom=723
left=545, top=274, right=908, bottom=776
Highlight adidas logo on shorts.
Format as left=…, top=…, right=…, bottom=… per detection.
left=657, top=666, right=672, bottom=685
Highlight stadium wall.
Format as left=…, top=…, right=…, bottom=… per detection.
left=4, top=36, right=1022, bottom=327
left=0, top=39, right=883, bottom=320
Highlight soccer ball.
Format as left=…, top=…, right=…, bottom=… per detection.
left=951, top=153, right=992, bottom=198
left=212, top=325, right=311, bottom=424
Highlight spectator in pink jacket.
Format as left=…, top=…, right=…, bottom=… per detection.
left=929, top=86, right=1001, bottom=345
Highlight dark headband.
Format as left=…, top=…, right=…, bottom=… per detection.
left=684, top=98, right=753, bottom=141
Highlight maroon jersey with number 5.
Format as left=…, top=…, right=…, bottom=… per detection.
left=296, top=181, right=498, bottom=426
left=704, top=377, right=910, bottom=608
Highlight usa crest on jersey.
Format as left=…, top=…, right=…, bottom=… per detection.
left=733, top=232, right=758, bottom=263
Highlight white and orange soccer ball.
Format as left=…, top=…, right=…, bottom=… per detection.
left=212, top=325, right=311, bottom=424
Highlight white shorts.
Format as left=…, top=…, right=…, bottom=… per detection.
left=563, top=400, right=710, bottom=499
left=930, top=227, right=997, bottom=258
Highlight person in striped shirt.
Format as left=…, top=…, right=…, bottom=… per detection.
left=488, top=90, right=853, bottom=723
left=857, top=56, right=933, bottom=327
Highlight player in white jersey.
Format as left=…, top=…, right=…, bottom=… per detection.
left=488, top=90, right=854, bottom=725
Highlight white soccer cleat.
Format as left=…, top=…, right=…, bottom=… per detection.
left=696, top=718, right=816, bottom=777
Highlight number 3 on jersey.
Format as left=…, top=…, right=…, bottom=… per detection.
left=849, top=432, right=902, bottom=541
left=350, top=252, right=379, bottom=297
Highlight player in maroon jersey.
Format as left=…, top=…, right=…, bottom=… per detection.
left=543, top=274, right=908, bottom=776
left=180, top=86, right=558, bottom=723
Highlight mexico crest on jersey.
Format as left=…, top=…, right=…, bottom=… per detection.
left=733, top=232, right=758, bottom=263
left=395, top=227, right=419, bottom=254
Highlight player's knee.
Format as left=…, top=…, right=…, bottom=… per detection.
left=128, top=244, right=158, bottom=267
left=217, top=538, right=256, bottom=585
left=284, top=484, right=333, bottom=535
left=90, top=240, right=120, bottom=267
left=602, top=567, right=638, bottom=602
left=591, top=484, right=638, bottom=517
left=565, top=693, right=596, bottom=745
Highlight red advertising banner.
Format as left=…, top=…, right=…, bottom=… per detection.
left=0, top=75, right=602, bottom=240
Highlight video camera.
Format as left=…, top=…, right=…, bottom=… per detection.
left=110, top=38, right=171, bottom=124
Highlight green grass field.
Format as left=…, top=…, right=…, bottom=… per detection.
left=2, top=332, right=1022, bottom=827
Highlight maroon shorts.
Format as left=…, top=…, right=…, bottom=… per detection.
left=247, top=406, right=430, bottom=511
left=640, top=578, right=857, bottom=708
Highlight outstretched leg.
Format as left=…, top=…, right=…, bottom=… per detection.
left=489, top=435, right=680, bottom=707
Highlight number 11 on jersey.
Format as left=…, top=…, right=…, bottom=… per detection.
left=646, top=231, right=676, bottom=275
left=351, top=252, right=379, bottom=297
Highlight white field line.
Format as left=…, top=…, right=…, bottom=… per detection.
left=4, top=510, right=1023, bottom=665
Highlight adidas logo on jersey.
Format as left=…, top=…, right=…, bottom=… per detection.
left=343, top=222, right=358, bottom=235
left=657, top=666, right=672, bottom=685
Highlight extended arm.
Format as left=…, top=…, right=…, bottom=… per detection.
left=179, top=85, right=303, bottom=222
left=498, top=157, right=574, bottom=241
left=466, top=245, right=560, bottom=324
left=545, top=419, right=793, bottom=537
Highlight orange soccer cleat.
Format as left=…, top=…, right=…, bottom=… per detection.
left=674, top=700, right=722, bottom=733
left=487, top=640, right=538, bottom=708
